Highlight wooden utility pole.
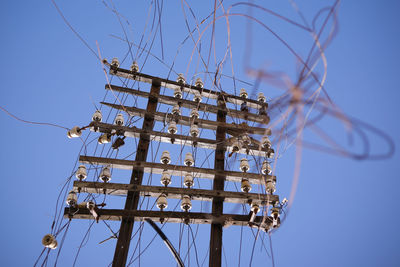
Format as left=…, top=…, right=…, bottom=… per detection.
left=64, top=63, right=280, bottom=267
left=112, top=79, right=161, bottom=267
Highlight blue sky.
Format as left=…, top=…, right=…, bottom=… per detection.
left=0, top=1, right=399, bottom=266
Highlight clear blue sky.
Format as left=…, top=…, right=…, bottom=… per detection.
left=0, top=1, right=399, bottom=266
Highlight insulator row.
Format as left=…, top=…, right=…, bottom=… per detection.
left=109, top=57, right=140, bottom=72
left=42, top=234, right=58, bottom=249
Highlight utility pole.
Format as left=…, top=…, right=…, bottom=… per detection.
left=64, top=59, right=281, bottom=267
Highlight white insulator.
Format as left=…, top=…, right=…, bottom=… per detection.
left=241, top=179, right=251, bottom=193
left=76, top=165, right=87, bottom=180
left=161, top=151, right=171, bottom=164
left=184, top=172, right=194, bottom=188
left=92, top=110, right=102, bottom=122
left=265, top=178, right=276, bottom=194
left=251, top=203, right=260, bottom=214
left=67, top=126, right=82, bottom=138
left=168, top=121, right=178, bottom=134
left=98, top=133, right=111, bottom=144
left=239, top=158, right=250, bottom=172
left=261, top=136, right=271, bottom=149
left=240, top=88, right=248, bottom=98
left=160, top=170, right=171, bottom=186
left=171, top=104, right=181, bottom=116
left=176, top=73, right=186, bottom=84
left=87, top=201, right=96, bottom=210
left=241, top=134, right=251, bottom=146
left=114, top=114, right=124, bottom=126
left=66, top=191, right=77, bottom=206
left=181, top=195, right=192, bottom=211
left=174, top=87, right=183, bottom=99
left=195, top=77, right=204, bottom=88
left=271, top=207, right=279, bottom=220
left=258, top=92, right=266, bottom=103
left=261, top=161, right=272, bottom=175
left=231, top=140, right=242, bottom=153
left=190, top=108, right=199, bottom=119
left=42, top=234, right=58, bottom=249
left=157, top=194, right=168, bottom=210
left=193, top=91, right=202, bottom=103
left=100, top=166, right=111, bottom=182
left=184, top=152, right=194, bottom=166
left=111, top=57, right=120, bottom=68
left=190, top=124, right=200, bottom=137
left=268, top=148, right=275, bottom=159
left=130, top=61, right=139, bottom=72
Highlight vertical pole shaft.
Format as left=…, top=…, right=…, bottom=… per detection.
left=112, top=79, right=161, bottom=267
left=209, top=95, right=227, bottom=267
